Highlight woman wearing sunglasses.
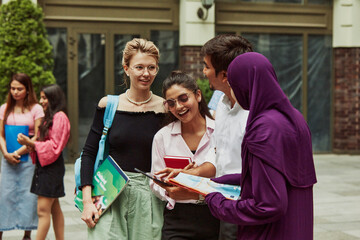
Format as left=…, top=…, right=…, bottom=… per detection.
left=150, top=71, right=220, bottom=240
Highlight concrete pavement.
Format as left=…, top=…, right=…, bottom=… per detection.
left=313, top=154, right=360, bottom=240
left=2, top=154, right=360, bottom=239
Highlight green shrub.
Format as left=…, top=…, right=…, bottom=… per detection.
left=197, top=78, right=213, bottom=104
left=0, top=0, right=55, bottom=104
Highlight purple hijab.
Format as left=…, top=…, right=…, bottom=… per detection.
left=227, top=52, right=316, bottom=188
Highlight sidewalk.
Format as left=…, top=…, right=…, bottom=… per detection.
left=313, top=154, right=360, bottom=240
left=3, top=163, right=87, bottom=240
left=2, top=154, right=360, bottom=239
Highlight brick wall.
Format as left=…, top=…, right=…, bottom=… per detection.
left=333, top=47, right=360, bottom=153
left=179, top=46, right=204, bottom=80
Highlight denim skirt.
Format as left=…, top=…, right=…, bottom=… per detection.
left=0, top=156, right=38, bottom=231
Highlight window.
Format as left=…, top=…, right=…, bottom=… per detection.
left=151, top=30, right=179, bottom=95
left=242, top=33, right=303, bottom=111
left=307, top=35, right=332, bottom=151
left=46, top=28, right=68, bottom=96
left=241, top=33, right=332, bottom=152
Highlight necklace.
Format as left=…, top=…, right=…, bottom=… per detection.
left=125, top=89, right=153, bottom=106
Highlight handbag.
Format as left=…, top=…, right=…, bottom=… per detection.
left=74, top=95, right=119, bottom=194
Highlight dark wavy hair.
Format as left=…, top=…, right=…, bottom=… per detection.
left=38, top=84, right=67, bottom=140
left=4, top=73, right=38, bottom=123
left=201, top=34, right=253, bottom=76
left=162, top=70, right=213, bottom=125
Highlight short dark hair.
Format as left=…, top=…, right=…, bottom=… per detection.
left=201, top=34, right=253, bottom=75
left=162, top=70, right=213, bottom=125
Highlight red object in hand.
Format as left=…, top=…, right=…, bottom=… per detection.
left=164, top=155, right=192, bottom=169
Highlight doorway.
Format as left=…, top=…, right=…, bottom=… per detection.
left=67, top=28, right=139, bottom=158
left=46, top=23, right=179, bottom=161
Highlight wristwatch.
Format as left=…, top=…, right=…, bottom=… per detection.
left=196, top=194, right=205, bottom=204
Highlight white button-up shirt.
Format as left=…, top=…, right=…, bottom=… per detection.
left=206, top=94, right=249, bottom=177
left=150, top=116, right=215, bottom=209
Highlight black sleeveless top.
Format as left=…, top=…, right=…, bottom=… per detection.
left=80, top=107, right=165, bottom=187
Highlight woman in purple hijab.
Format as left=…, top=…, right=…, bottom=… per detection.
left=205, top=52, right=317, bottom=240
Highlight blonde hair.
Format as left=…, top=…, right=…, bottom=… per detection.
left=122, top=38, right=160, bottom=67
left=121, top=38, right=160, bottom=87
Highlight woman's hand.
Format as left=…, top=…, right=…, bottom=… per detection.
left=4, top=152, right=20, bottom=165
left=81, top=186, right=100, bottom=228
left=211, top=174, right=241, bottom=185
left=81, top=201, right=100, bottom=228
left=162, top=185, right=199, bottom=201
left=155, top=162, right=197, bottom=181
left=155, top=167, right=182, bottom=181
left=17, top=133, right=32, bottom=146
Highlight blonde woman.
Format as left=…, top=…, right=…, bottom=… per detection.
left=80, top=38, right=166, bottom=240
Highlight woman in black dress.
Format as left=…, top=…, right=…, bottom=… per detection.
left=18, top=84, right=70, bottom=240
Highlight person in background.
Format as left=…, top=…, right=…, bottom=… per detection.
left=205, top=52, right=317, bottom=240
left=151, top=70, right=219, bottom=240
left=0, top=73, right=44, bottom=240
left=207, top=90, right=224, bottom=118
left=80, top=38, right=166, bottom=240
left=18, top=84, right=70, bottom=240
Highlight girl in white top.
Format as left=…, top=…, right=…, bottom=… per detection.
left=151, top=71, right=219, bottom=240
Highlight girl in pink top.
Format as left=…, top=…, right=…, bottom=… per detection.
left=18, top=84, right=70, bottom=240
left=0, top=73, right=44, bottom=240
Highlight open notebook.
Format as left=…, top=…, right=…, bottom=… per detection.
left=169, top=172, right=241, bottom=200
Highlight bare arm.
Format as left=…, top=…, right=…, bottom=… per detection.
left=185, top=162, right=216, bottom=178
left=81, top=185, right=100, bottom=228
left=0, top=119, right=8, bottom=155
left=0, top=119, right=20, bottom=164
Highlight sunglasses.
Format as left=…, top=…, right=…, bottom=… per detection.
left=163, top=93, right=190, bottom=109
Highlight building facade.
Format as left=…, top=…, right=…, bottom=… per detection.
left=1, top=0, right=359, bottom=159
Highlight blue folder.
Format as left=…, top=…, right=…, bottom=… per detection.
left=5, top=125, right=29, bottom=162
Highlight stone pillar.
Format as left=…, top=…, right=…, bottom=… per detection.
left=333, top=0, right=360, bottom=152
left=179, top=0, right=215, bottom=80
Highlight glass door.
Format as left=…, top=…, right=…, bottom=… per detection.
left=66, top=29, right=108, bottom=157
left=66, top=28, right=179, bottom=159
left=68, top=29, right=141, bottom=157
left=77, top=33, right=106, bottom=150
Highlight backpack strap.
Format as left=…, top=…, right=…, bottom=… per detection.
left=93, top=95, right=119, bottom=170
left=102, top=95, right=120, bottom=134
